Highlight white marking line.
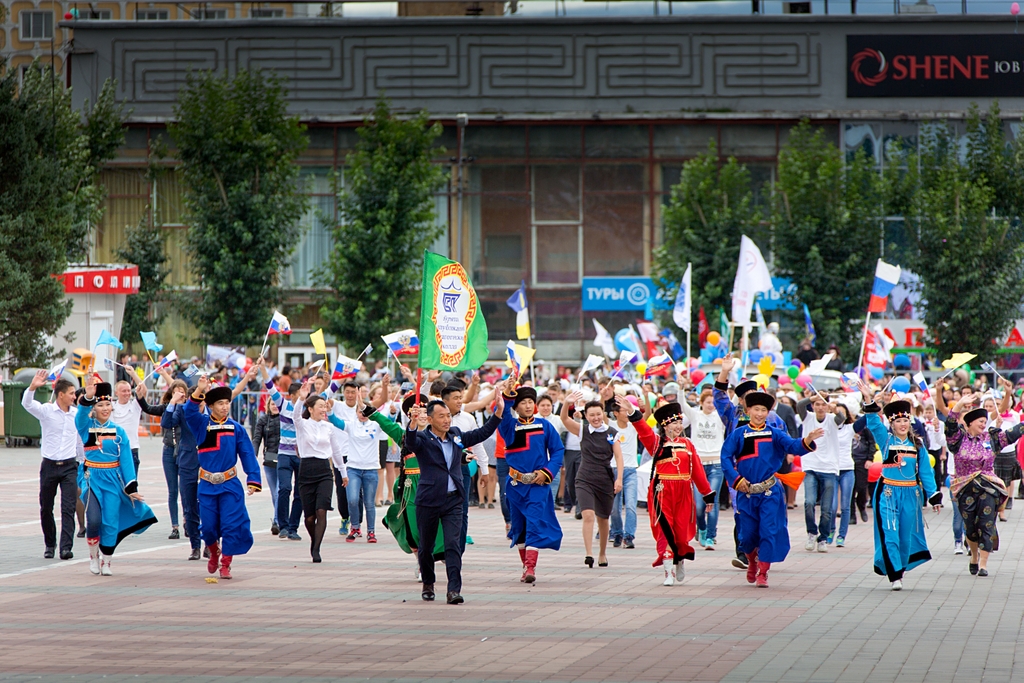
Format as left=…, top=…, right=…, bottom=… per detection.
left=0, top=465, right=163, bottom=486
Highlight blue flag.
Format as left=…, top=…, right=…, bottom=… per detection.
left=659, top=328, right=685, bottom=360
left=95, top=330, right=123, bottom=350
left=803, top=304, right=816, bottom=346
left=140, top=331, right=163, bottom=353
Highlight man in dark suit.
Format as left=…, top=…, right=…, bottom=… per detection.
left=405, top=389, right=505, bottom=605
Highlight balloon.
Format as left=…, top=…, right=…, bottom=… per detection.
left=64, top=11, right=73, bottom=19
left=795, top=373, right=812, bottom=389
left=893, top=353, right=911, bottom=370
left=707, top=331, right=721, bottom=347
left=646, top=416, right=658, bottom=428
left=868, top=462, right=884, bottom=483
left=929, top=454, right=936, bottom=468
left=791, top=359, right=803, bottom=369
left=752, top=373, right=770, bottom=389
left=891, top=376, right=911, bottom=394
left=778, top=375, right=792, bottom=386
left=614, top=328, right=638, bottom=353
left=787, top=366, right=800, bottom=380
left=749, top=350, right=763, bottom=363
left=690, top=370, right=706, bottom=384
left=635, top=362, right=647, bottom=376
left=1013, top=1, right=1020, bottom=14
left=713, top=358, right=723, bottom=365
left=688, top=357, right=701, bottom=369
left=870, top=366, right=884, bottom=380
left=793, top=455, right=802, bottom=470
left=873, top=448, right=882, bottom=462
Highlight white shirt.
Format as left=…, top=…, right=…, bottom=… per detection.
left=801, top=412, right=841, bottom=475
left=111, top=398, right=143, bottom=450
left=451, top=410, right=488, bottom=474
left=291, top=403, right=347, bottom=476
left=925, top=419, right=946, bottom=452
left=680, top=402, right=726, bottom=465
left=21, top=388, right=82, bottom=462
left=614, top=421, right=639, bottom=468
left=329, top=400, right=358, bottom=464
left=338, top=412, right=387, bottom=471
left=836, top=423, right=855, bottom=471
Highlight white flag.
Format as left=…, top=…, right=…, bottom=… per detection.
left=731, top=235, right=773, bottom=326
left=592, top=319, right=617, bottom=358
left=673, top=263, right=692, bottom=332
left=579, top=354, right=605, bottom=378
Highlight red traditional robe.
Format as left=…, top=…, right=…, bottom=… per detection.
left=634, top=415, right=713, bottom=565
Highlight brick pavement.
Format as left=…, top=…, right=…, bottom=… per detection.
left=0, top=439, right=1022, bottom=682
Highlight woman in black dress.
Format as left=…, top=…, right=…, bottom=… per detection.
left=560, top=392, right=623, bottom=568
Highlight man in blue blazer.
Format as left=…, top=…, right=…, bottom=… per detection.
left=405, top=385, right=505, bottom=604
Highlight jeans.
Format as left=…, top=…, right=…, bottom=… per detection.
left=496, top=457, right=510, bottom=523
left=39, top=459, right=78, bottom=552
left=161, top=445, right=179, bottom=527
left=695, top=463, right=724, bottom=540
left=952, top=495, right=964, bottom=543
left=276, top=453, right=303, bottom=534
left=833, top=470, right=854, bottom=539
left=347, top=468, right=378, bottom=531
left=610, top=467, right=638, bottom=540
left=804, top=470, right=838, bottom=542
left=131, top=447, right=140, bottom=476
left=262, top=463, right=279, bottom=525
left=550, top=469, right=561, bottom=506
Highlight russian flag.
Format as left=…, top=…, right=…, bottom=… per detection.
left=867, top=260, right=901, bottom=313
left=381, top=329, right=419, bottom=356
left=158, top=350, right=178, bottom=369
left=645, top=353, right=673, bottom=377
left=913, top=372, right=931, bottom=400
left=331, top=355, right=363, bottom=381
left=47, top=359, right=68, bottom=382
left=268, top=310, right=291, bottom=335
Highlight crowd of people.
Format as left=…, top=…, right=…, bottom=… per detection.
left=21, top=343, right=1024, bottom=599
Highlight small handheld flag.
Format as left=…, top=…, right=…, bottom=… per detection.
left=578, top=354, right=605, bottom=379
left=158, top=351, right=178, bottom=369
left=913, top=372, right=932, bottom=400
left=331, top=355, right=363, bottom=381
left=382, top=330, right=420, bottom=356
left=47, top=359, right=68, bottom=382
left=140, top=331, right=163, bottom=354
left=358, top=343, right=373, bottom=360
left=506, top=281, right=531, bottom=341
left=645, top=353, right=673, bottom=377
left=868, top=260, right=901, bottom=313
left=941, top=352, right=977, bottom=371
left=268, top=310, right=291, bottom=335
left=505, top=341, right=536, bottom=380
left=310, top=329, right=327, bottom=357
left=807, top=352, right=834, bottom=375
left=611, top=350, right=638, bottom=379
left=94, top=330, right=123, bottom=351
left=183, top=365, right=200, bottom=378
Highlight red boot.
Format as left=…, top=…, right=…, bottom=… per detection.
left=745, top=550, right=758, bottom=584
left=219, top=554, right=233, bottom=579
left=523, top=550, right=538, bottom=584
left=518, top=548, right=528, bottom=583
left=756, top=561, right=770, bottom=587
left=206, top=541, right=220, bottom=575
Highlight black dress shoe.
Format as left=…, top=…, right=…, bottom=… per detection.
left=76, top=528, right=86, bottom=538
left=59, top=550, right=73, bottom=560
left=203, top=546, right=210, bottom=559
left=188, top=548, right=201, bottom=561
left=970, top=563, right=979, bottom=575
left=168, top=528, right=180, bottom=540
left=446, top=591, right=464, bottom=605
left=271, top=523, right=280, bottom=536
left=422, top=584, right=435, bottom=601
left=44, top=547, right=55, bottom=559
left=978, top=568, right=989, bottom=577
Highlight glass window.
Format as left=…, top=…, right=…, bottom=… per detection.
left=283, top=171, right=336, bottom=289
left=196, top=9, right=227, bottom=19
left=307, top=128, right=334, bottom=150
left=747, top=163, right=775, bottom=209
left=469, top=192, right=530, bottom=286
left=584, top=164, right=644, bottom=192
left=479, top=297, right=516, bottom=340
left=780, top=123, right=839, bottom=150
left=533, top=165, right=580, bottom=222
left=531, top=292, right=582, bottom=340
left=585, top=125, right=648, bottom=158
left=529, top=126, right=581, bottom=159
left=251, top=8, right=284, bottom=17
left=720, top=125, right=777, bottom=158
left=336, top=127, right=361, bottom=159
left=20, top=11, right=53, bottom=39
left=136, top=9, right=169, bottom=19
left=469, top=165, right=527, bottom=193
left=653, top=124, right=717, bottom=158
left=465, top=126, right=526, bottom=159
left=81, top=9, right=112, bottom=19
left=844, top=123, right=882, bottom=165
left=583, top=194, right=644, bottom=276
left=534, top=225, right=580, bottom=284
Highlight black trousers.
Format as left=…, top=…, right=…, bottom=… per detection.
left=853, top=460, right=870, bottom=515
left=334, top=467, right=349, bottom=520
left=179, top=465, right=201, bottom=551
left=417, top=492, right=464, bottom=594
left=563, top=450, right=582, bottom=510
left=40, top=459, right=78, bottom=552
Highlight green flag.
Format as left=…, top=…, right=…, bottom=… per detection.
left=419, top=251, right=489, bottom=371
left=719, top=309, right=730, bottom=338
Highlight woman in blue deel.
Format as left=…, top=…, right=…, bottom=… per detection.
left=76, top=377, right=157, bottom=576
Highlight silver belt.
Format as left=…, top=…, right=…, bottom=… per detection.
left=747, top=476, right=778, bottom=495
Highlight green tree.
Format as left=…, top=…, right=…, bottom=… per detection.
left=317, top=96, right=446, bottom=353
left=116, top=212, right=170, bottom=349
left=170, top=68, right=308, bottom=345
left=900, top=104, right=1024, bottom=361
left=653, top=142, right=761, bottom=336
left=773, top=121, right=883, bottom=360
left=0, top=64, right=125, bottom=369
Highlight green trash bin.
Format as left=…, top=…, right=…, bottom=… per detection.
left=2, top=382, right=50, bottom=446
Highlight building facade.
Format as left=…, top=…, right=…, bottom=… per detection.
left=64, top=15, right=1024, bottom=360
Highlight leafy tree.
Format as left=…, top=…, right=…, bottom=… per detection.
left=0, top=64, right=125, bottom=369
left=773, top=121, right=883, bottom=361
left=317, top=96, right=446, bottom=353
left=170, top=68, right=308, bottom=345
left=899, top=104, right=1024, bottom=361
left=653, top=142, right=761, bottom=337
left=116, top=212, right=170, bottom=349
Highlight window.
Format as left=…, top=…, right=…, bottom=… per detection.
left=20, top=11, right=53, bottom=39
left=196, top=9, right=227, bottom=19
left=251, top=8, right=285, bottom=18
left=136, top=9, right=169, bottom=20
left=80, top=9, right=112, bottom=19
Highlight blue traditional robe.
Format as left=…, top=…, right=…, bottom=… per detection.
left=184, top=397, right=262, bottom=556
left=863, top=408, right=941, bottom=582
left=721, top=422, right=813, bottom=563
left=75, top=405, right=157, bottom=553
left=499, top=397, right=565, bottom=550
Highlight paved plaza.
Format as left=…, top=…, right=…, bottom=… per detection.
left=1, top=439, right=1023, bottom=683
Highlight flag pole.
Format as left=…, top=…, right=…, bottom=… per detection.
left=857, top=312, right=871, bottom=373
left=259, top=326, right=271, bottom=360
left=686, top=328, right=692, bottom=381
